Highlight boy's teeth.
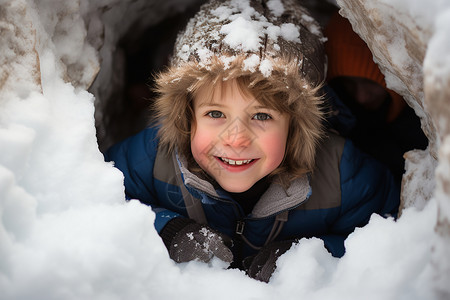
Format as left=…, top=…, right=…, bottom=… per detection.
left=221, top=157, right=252, bottom=165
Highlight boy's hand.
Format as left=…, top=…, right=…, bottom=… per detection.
left=161, top=218, right=233, bottom=264
left=244, top=240, right=295, bottom=283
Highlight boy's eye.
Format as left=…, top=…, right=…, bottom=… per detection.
left=207, top=110, right=224, bottom=118
left=252, top=113, right=272, bottom=121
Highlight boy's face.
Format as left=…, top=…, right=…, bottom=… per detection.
left=191, top=79, right=290, bottom=193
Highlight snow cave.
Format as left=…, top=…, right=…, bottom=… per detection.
left=0, top=0, right=449, bottom=299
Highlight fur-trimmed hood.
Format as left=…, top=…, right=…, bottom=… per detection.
left=153, top=0, right=326, bottom=184
left=171, top=0, right=326, bottom=86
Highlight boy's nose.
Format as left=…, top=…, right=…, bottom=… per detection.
left=221, top=120, right=253, bottom=149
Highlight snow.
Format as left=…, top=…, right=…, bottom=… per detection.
left=424, top=6, right=450, bottom=82
left=177, top=0, right=303, bottom=76
left=401, top=149, right=437, bottom=210
left=266, top=0, right=285, bottom=17
left=259, top=59, right=274, bottom=78
left=271, top=203, right=436, bottom=300
left=243, top=54, right=261, bottom=73
left=220, top=16, right=263, bottom=52
left=0, top=0, right=449, bottom=299
left=280, top=23, right=301, bottom=43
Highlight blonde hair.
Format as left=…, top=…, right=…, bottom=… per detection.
left=153, top=55, right=324, bottom=185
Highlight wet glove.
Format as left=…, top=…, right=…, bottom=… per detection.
left=244, top=240, right=295, bottom=283
left=160, top=217, right=233, bottom=264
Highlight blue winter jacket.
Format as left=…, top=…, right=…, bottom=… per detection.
left=104, top=126, right=400, bottom=259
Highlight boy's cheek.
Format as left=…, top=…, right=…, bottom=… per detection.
left=260, top=134, right=287, bottom=167
left=191, top=131, right=216, bottom=164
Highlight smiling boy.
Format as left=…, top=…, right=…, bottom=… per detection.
left=104, top=0, right=400, bottom=282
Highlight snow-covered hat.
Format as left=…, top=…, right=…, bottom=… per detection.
left=171, top=0, right=326, bottom=86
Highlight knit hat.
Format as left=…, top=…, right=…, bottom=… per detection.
left=171, top=0, right=326, bottom=86
left=324, top=12, right=405, bottom=122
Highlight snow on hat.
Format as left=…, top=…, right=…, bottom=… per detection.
left=324, top=12, right=406, bottom=122
left=171, top=0, right=326, bottom=86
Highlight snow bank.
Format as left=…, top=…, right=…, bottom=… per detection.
left=0, top=0, right=449, bottom=299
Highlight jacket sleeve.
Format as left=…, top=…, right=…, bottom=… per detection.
left=319, top=234, right=346, bottom=258
left=104, top=127, right=182, bottom=232
left=326, top=139, right=400, bottom=255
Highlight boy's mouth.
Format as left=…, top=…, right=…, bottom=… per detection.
left=219, top=157, right=255, bottom=166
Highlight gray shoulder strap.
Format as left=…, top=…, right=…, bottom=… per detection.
left=153, top=144, right=207, bottom=224
left=305, top=132, right=345, bottom=209
left=170, top=152, right=207, bottom=224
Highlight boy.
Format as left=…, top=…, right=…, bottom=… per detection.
left=105, top=0, right=399, bottom=282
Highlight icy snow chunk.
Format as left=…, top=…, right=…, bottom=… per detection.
left=266, top=25, right=281, bottom=41
left=179, top=44, right=190, bottom=61
left=280, top=23, right=301, bottom=43
left=197, top=48, right=214, bottom=66
left=220, top=16, right=263, bottom=51
left=243, top=54, right=260, bottom=72
left=212, top=0, right=256, bottom=21
left=231, top=0, right=257, bottom=20
left=259, top=59, right=273, bottom=77
left=220, top=55, right=236, bottom=69
left=211, top=5, right=236, bottom=21
left=267, top=0, right=285, bottom=17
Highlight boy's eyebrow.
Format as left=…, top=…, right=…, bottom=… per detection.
left=197, top=102, right=226, bottom=108
left=249, top=103, right=279, bottom=112
left=198, top=101, right=276, bottom=111
left=252, top=105, right=273, bottom=110
left=198, top=102, right=276, bottom=112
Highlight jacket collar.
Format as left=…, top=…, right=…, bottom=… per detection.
left=176, top=152, right=311, bottom=218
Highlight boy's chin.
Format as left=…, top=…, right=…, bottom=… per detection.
left=216, top=180, right=255, bottom=193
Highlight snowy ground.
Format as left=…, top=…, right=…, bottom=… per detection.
left=1, top=0, right=449, bottom=299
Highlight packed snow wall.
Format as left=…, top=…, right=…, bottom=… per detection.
left=0, top=0, right=449, bottom=299
left=336, top=1, right=450, bottom=295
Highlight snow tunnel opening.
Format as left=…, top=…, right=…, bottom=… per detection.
left=92, top=0, right=206, bottom=153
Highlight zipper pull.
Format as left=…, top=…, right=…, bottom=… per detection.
left=236, top=220, right=245, bottom=235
